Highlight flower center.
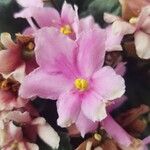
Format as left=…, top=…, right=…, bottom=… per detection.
left=129, top=17, right=138, bottom=24
left=60, top=25, right=73, bottom=35
left=0, top=76, right=20, bottom=93
left=26, top=42, right=35, bottom=51
left=74, top=78, right=88, bottom=91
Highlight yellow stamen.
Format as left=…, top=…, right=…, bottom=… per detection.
left=74, top=78, right=88, bottom=91
left=94, top=133, right=102, bottom=141
left=26, top=42, right=35, bottom=51
left=129, top=17, right=138, bottom=24
left=60, top=25, right=72, bottom=35
left=10, top=140, right=18, bottom=150
left=0, top=80, right=10, bottom=90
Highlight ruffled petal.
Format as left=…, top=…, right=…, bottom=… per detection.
left=105, top=25, right=123, bottom=51
left=19, top=68, right=71, bottom=99
left=92, top=66, right=125, bottom=101
left=101, top=115, right=132, bottom=146
left=134, top=31, right=150, bottom=59
left=57, top=91, right=81, bottom=127
left=16, top=0, right=43, bottom=8
left=76, top=111, right=98, bottom=137
left=34, top=27, right=78, bottom=79
left=81, top=91, right=107, bottom=122
left=77, top=28, right=106, bottom=77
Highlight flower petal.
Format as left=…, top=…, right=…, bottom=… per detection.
left=35, top=27, right=78, bottom=79
left=77, top=28, right=106, bottom=77
left=104, top=13, right=120, bottom=23
left=19, top=68, right=71, bottom=99
left=134, top=30, right=150, bottom=59
left=26, top=142, right=39, bottom=150
left=105, top=25, right=123, bottom=51
left=81, top=91, right=107, bottom=122
left=61, top=1, right=78, bottom=24
left=2, top=63, right=26, bottom=83
left=16, top=0, right=43, bottom=8
left=101, top=115, right=132, bottom=146
left=57, top=91, right=81, bottom=127
left=15, top=7, right=61, bottom=28
left=76, top=111, right=98, bottom=137
left=92, top=66, right=125, bottom=101
left=112, top=20, right=135, bottom=35
left=37, top=121, right=60, bottom=149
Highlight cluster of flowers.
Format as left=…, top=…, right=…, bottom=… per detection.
left=0, top=0, right=150, bottom=149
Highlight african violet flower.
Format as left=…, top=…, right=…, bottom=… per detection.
left=119, top=0, right=150, bottom=21
left=15, top=0, right=123, bottom=51
left=104, top=5, right=150, bottom=59
left=0, top=110, right=60, bottom=150
left=0, top=65, right=27, bottom=111
left=0, top=33, right=37, bottom=75
left=19, top=27, right=125, bottom=134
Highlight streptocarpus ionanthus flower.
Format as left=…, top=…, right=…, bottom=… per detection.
left=104, top=5, right=150, bottom=59
left=15, top=0, right=123, bottom=52
left=0, top=33, right=37, bottom=75
left=19, top=27, right=125, bottom=134
left=0, top=109, right=60, bottom=150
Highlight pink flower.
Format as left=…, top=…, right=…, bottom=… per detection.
left=0, top=65, right=28, bottom=111
left=104, top=5, right=150, bottom=59
left=0, top=33, right=37, bottom=75
left=0, top=110, right=60, bottom=149
left=19, top=27, right=125, bottom=132
left=15, top=1, right=123, bottom=51
left=15, top=1, right=79, bottom=39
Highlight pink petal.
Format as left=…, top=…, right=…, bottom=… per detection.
left=77, top=28, right=106, bottom=77
left=104, top=13, right=120, bottom=23
left=0, top=91, right=27, bottom=111
left=81, top=91, right=107, bottom=122
left=134, top=31, right=150, bottom=59
left=57, top=91, right=81, bottom=127
left=16, top=0, right=43, bottom=8
left=37, top=122, right=60, bottom=149
left=0, top=34, right=22, bottom=73
left=143, top=136, right=150, bottom=145
left=35, top=27, right=78, bottom=79
left=105, top=25, right=123, bottom=51
left=79, top=15, right=99, bottom=32
left=61, top=1, right=78, bottom=24
left=92, top=66, right=125, bottom=101
left=15, top=7, right=61, bottom=28
left=112, top=20, right=135, bottom=35
left=6, top=111, right=31, bottom=123
left=107, top=96, right=127, bottom=112
left=19, top=68, right=71, bottom=99
left=136, top=6, right=150, bottom=30
left=101, top=115, right=132, bottom=146
left=76, top=111, right=98, bottom=137
left=115, top=62, right=127, bottom=76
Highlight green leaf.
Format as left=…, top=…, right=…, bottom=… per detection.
left=80, top=0, right=121, bottom=26
left=58, top=132, right=72, bottom=150
left=0, top=0, right=27, bottom=35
